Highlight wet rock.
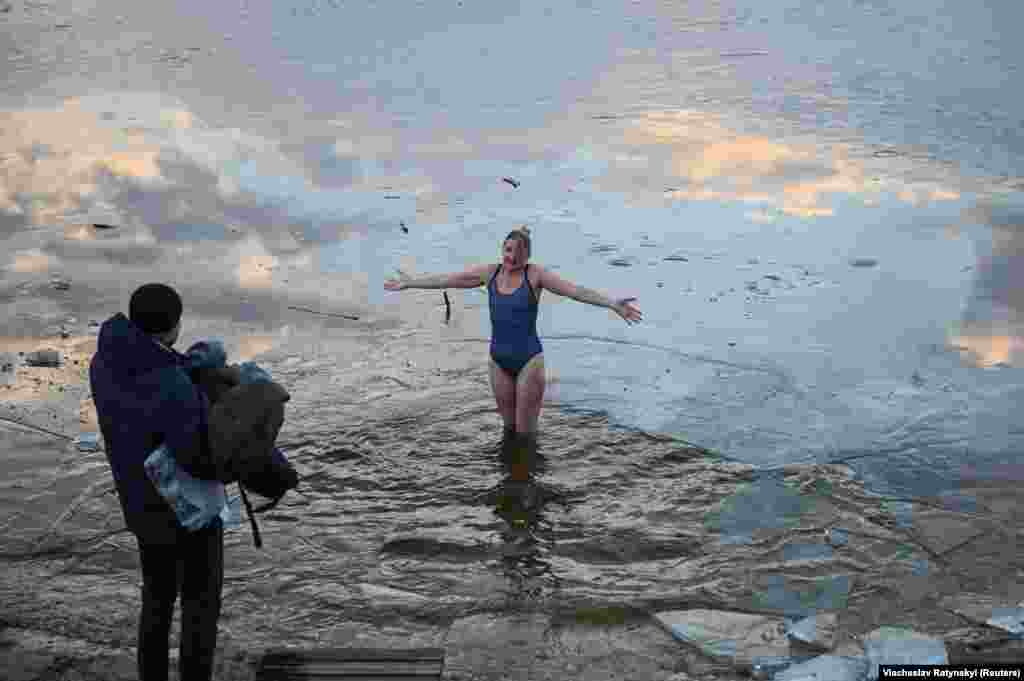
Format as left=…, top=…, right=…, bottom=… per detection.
left=444, top=613, right=551, bottom=680
left=785, top=613, right=837, bottom=651
left=945, top=627, right=1024, bottom=664
left=706, top=475, right=827, bottom=546
left=907, top=507, right=987, bottom=555
left=848, top=258, right=878, bottom=268
left=750, top=575, right=852, bottom=616
left=0, top=651, right=59, bottom=681
left=652, top=609, right=795, bottom=674
left=92, top=655, right=138, bottom=681
left=357, top=583, right=429, bottom=605
left=863, top=627, right=947, bottom=679
left=25, top=350, right=61, bottom=367
left=940, top=594, right=1024, bottom=634
left=379, top=536, right=493, bottom=562
left=554, top=529, right=700, bottom=563
left=773, top=654, right=868, bottom=681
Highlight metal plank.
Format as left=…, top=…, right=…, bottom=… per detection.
left=256, top=648, right=445, bottom=681
left=260, top=658, right=445, bottom=668
left=258, top=665, right=441, bottom=676
left=259, top=676, right=440, bottom=681
left=262, top=648, right=445, bottom=662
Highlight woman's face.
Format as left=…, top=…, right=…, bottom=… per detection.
left=502, top=238, right=527, bottom=269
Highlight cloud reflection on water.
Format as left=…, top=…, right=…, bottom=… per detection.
left=588, top=109, right=966, bottom=219
left=0, top=88, right=1022, bottom=366
left=950, top=201, right=1024, bottom=368
left=0, top=91, right=990, bottom=235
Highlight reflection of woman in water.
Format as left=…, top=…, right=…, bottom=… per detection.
left=492, top=432, right=562, bottom=604
left=383, top=227, right=642, bottom=442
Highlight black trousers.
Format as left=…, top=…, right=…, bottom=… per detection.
left=136, top=519, right=224, bottom=681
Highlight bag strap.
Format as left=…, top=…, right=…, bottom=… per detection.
left=236, top=484, right=289, bottom=548
left=237, top=483, right=263, bottom=548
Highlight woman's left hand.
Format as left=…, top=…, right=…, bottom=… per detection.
left=612, top=298, right=642, bottom=325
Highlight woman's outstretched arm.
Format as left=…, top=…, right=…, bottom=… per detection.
left=384, top=264, right=494, bottom=291
left=537, top=265, right=642, bottom=324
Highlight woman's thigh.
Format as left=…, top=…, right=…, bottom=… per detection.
left=515, top=354, right=545, bottom=432
left=489, top=359, right=517, bottom=426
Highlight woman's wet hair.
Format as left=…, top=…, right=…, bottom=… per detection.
left=129, top=283, right=183, bottom=334
left=504, top=226, right=531, bottom=258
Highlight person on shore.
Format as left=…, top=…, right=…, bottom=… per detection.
left=89, top=283, right=223, bottom=681
left=383, top=227, right=642, bottom=443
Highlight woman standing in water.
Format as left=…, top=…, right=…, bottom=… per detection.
left=383, top=227, right=642, bottom=442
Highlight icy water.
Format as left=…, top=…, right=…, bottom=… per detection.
left=2, top=0, right=1024, bottom=664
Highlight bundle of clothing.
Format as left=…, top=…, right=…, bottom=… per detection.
left=144, top=339, right=298, bottom=547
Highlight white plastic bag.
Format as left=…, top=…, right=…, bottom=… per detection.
left=144, top=444, right=241, bottom=530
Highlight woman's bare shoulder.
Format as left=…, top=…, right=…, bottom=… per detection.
left=528, top=263, right=546, bottom=289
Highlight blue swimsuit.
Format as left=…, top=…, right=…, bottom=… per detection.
left=488, top=264, right=543, bottom=376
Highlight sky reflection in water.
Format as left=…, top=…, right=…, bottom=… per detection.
left=1, top=1, right=1022, bottom=483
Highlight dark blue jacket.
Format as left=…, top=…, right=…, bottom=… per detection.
left=89, top=312, right=217, bottom=543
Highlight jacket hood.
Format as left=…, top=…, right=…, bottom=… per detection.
left=94, top=312, right=181, bottom=378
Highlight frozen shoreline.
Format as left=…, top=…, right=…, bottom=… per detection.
left=2, top=325, right=1023, bottom=681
